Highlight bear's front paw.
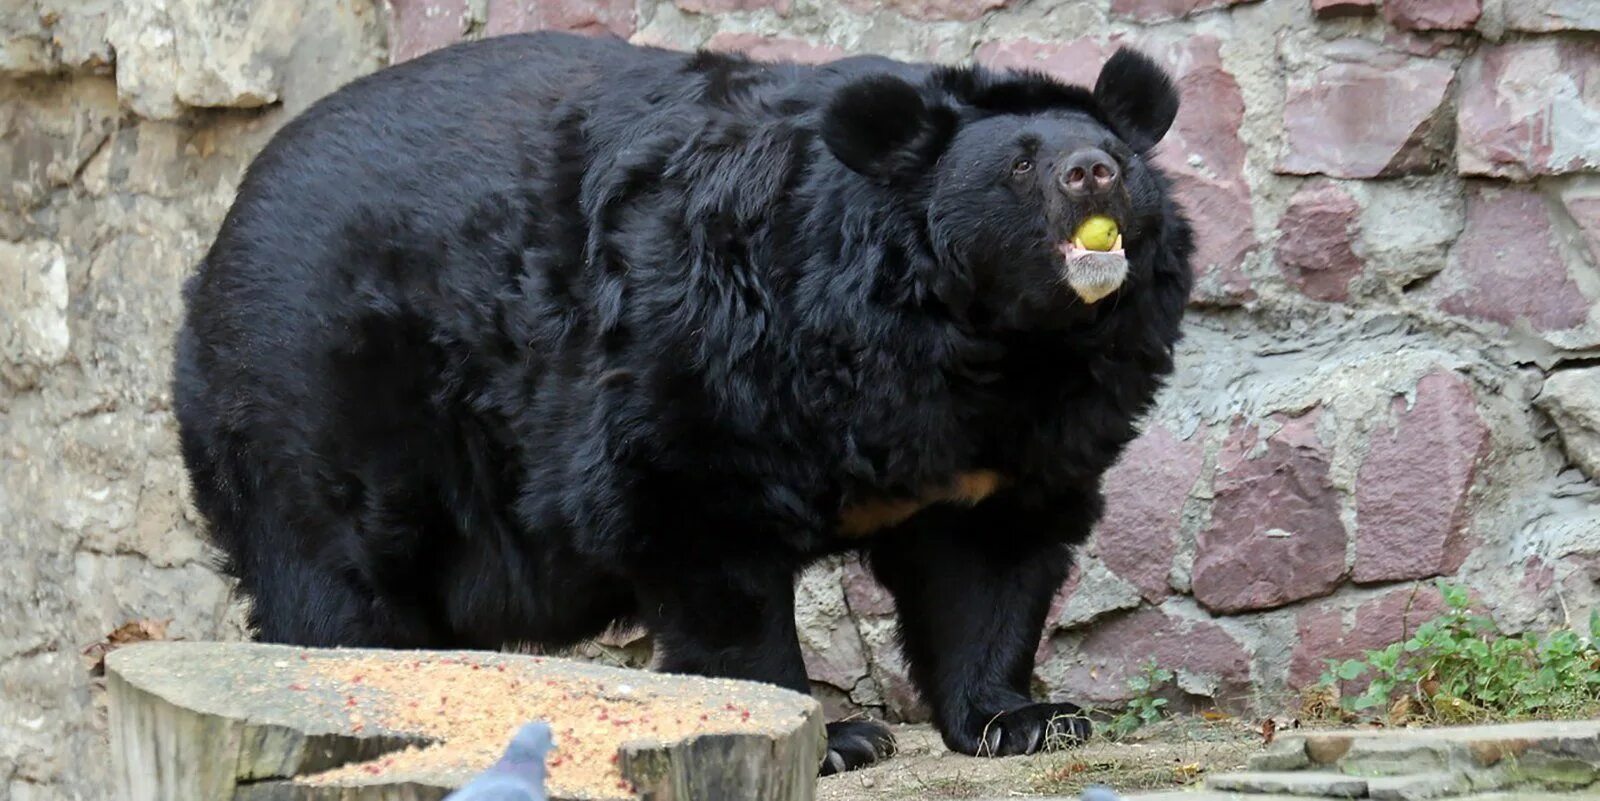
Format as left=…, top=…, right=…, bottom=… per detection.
left=820, top=720, right=896, bottom=776
left=955, top=702, right=1092, bottom=757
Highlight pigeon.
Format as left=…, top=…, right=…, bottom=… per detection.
left=443, top=722, right=555, bottom=801
left=1080, top=784, right=1124, bottom=801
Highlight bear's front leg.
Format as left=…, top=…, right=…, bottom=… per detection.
left=633, top=562, right=896, bottom=775
left=865, top=487, right=1095, bottom=756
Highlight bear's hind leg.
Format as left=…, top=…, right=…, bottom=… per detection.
left=634, top=561, right=895, bottom=774
left=238, top=543, right=448, bottom=649
left=205, top=487, right=449, bottom=649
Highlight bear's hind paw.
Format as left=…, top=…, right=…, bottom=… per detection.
left=820, top=719, right=896, bottom=776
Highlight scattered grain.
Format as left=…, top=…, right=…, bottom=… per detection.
left=296, top=653, right=806, bottom=800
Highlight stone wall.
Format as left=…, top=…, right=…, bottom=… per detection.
left=0, top=3, right=386, bottom=799
left=2, top=0, right=1598, bottom=798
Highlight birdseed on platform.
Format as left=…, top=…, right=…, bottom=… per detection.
left=294, top=653, right=807, bottom=800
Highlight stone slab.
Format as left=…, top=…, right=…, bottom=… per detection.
left=1250, top=739, right=1313, bottom=772
left=1339, top=738, right=1459, bottom=776
left=1470, top=794, right=1600, bottom=801
left=1224, top=722, right=1600, bottom=800
left=1207, top=772, right=1369, bottom=797
left=1366, top=772, right=1471, bottom=800
left=1281, top=720, right=1600, bottom=764
left=1132, top=795, right=1321, bottom=801
left=1122, top=793, right=1600, bottom=801
left=1539, top=368, right=1600, bottom=483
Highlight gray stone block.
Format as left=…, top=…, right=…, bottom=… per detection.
left=1207, top=772, right=1369, bottom=797
left=1250, top=738, right=1313, bottom=772
left=1364, top=772, right=1470, bottom=800
left=1338, top=739, right=1457, bottom=776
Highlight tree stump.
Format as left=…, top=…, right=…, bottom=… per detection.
left=107, top=642, right=824, bottom=801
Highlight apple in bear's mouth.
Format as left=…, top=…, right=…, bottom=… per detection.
left=1058, top=215, right=1128, bottom=304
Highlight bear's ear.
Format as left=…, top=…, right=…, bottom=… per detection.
left=1092, top=48, right=1180, bottom=153
left=822, top=75, right=956, bottom=184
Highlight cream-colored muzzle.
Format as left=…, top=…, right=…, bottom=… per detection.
left=1060, top=234, right=1128, bottom=304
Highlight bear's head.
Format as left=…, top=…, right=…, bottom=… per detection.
left=821, top=48, right=1186, bottom=332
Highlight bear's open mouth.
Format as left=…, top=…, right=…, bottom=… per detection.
left=1057, top=236, right=1128, bottom=304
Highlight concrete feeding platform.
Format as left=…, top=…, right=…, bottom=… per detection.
left=106, top=641, right=823, bottom=801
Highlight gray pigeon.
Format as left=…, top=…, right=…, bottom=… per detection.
left=1080, top=784, right=1124, bottom=801
left=443, top=722, right=554, bottom=801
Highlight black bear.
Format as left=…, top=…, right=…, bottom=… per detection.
left=173, top=31, right=1193, bottom=775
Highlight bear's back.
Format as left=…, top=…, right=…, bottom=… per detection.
left=215, top=33, right=675, bottom=276
left=184, top=33, right=893, bottom=332
left=174, top=33, right=912, bottom=469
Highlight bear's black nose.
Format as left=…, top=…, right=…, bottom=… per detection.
left=1058, top=148, right=1119, bottom=199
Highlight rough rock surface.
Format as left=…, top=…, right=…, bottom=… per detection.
left=1276, top=182, right=1364, bottom=302
left=1457, top=40, right=1600, bottom=179
left=1289, top=585, right=1449, bottom=688
left=1110, top=0, right=1258, bottom=23
left=1276, top=40, right=1456, bottom=179
left=1209, top=771, right=1369, bottom=797
left=1044, top=558, right=1145, bottom=632
left=5, top=2, right=1600, bottom=799
left=1561, top=182, right=1600, bottom=265
left=676, top=0, right=793, bottom=15
left=1312, top=0, right=1376, bottom=18
left=1432, top=184, right=1593, bottom=334
left=1353, top=371, right=1489, bottom=584
left=1539, top=368, right=1600, bottom=483
left=1381, top=0, right=1481, bottom=31
left=0, top=5, right=383, bottom=800
left=1192, top=412, right=1348, bottom=614
left=1503, top=0, right=1600, bottom=32
left=1092, top=425, right=1205, bottom=602
left=839, top=0, right=1008, bottom=21
left=1206, top=720, right=1600, bottom=801
left=705, top=32, right=846, bottom=63
left=1040, top=605, right=1253, bottom=709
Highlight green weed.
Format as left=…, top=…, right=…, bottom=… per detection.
left=1317, top=580, right=1600, bottom=722
left=1108, top=660, right=1175, bottom=738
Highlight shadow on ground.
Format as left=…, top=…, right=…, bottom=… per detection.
left=817, top=719, right=1260, bottom=800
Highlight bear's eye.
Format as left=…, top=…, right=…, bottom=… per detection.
left=1010, top=157, right=1034, bottom=176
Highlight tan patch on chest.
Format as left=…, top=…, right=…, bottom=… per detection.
left=837, top=470, right=1005, bottom=538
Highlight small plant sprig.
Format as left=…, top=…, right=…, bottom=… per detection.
left=1109, top=659, right=1174, bottom=737
left=1317, top=580, right=1600, bottom=723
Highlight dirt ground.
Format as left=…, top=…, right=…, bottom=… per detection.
left=817, top=717, right=1263, bottom=800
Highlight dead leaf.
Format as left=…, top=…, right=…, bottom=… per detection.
left=1388, top=695, right=1417, bottom=726
left=1299, top=684, right=1340, bottom=721
left=1260, top=718, right=1277, bottom=745
left=1419, top=675, right=1441, bottom=699
left=82, top=618, right=173, bottom=677
left=117, top=618, right=170, bottom=643
left=1174, top=762, right=1204, bottom=781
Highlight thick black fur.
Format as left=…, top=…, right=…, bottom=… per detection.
left=174, top=32, right=1193, bottom=773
